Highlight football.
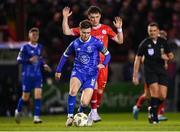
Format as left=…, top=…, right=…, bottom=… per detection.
left=73, top=113, right=88, bottom=127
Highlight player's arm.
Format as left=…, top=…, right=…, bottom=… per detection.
left=62, top=7, right=74, bottom=35
left=97, top=42, right=111, bottom=69
left=132, top=55, right=142, bottom=85
left=112, top=17, right=123, bottom=44
left=132, top=40, right=145, bottom=85
left=55, top=42, right=74, bottom=80
left=17, top=46, right=30, bottom=64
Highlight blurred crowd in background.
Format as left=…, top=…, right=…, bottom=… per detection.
left=0, top=0, right=180, bottom=115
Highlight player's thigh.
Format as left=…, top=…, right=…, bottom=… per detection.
left=149, top=82, right=159, bottom=98
left=144, top=84, right=151, bottom=98
left=69, top=77, right=81, bottom=96
left=159, top=84, right=168, bottom=100
left=81, top=88, right=94, bottom=105
left=97, top=67, right=108, bottom=91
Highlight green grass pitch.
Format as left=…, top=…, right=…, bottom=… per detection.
left=0, top=113, right=180, bottom=131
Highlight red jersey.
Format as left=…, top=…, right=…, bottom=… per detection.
left=71, top=24, right=116, bottom=63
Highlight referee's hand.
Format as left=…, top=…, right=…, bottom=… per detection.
left=55, top=72, right=61, bottom=80
left=132, top=76, right=139, bottom=85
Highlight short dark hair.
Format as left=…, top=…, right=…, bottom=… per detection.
left=87, top=6, right=102, bottom=15
left=29, top=27, right=39, bottom=33
left=148, top=22, right=159, bottom=29
left=79, top=20, right=92, bottom=29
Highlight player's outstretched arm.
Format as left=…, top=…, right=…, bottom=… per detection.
left=112, top=17, right=123, bottom=44
left=62, top=7, right=73, bottom=35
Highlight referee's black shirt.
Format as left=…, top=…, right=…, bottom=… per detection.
left=137, top=37, right=171, bottom=69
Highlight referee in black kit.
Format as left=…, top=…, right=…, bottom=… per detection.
left=132, top=22, right=174, bottom=124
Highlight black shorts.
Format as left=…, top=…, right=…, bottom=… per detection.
left=144, top=66, right=168, bottom=86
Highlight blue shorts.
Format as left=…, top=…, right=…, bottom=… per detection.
left=21, top=75, right=43, bottom=92
left=70, top=69, right=98, bottom=91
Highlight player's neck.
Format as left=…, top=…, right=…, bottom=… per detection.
left=92, top=24, right=101, bottom=29
left=28, top=42, right=38, bottom=47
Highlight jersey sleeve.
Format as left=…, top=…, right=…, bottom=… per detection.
left=17, top=45, right=29, bottom=64
left=96, top=40, right=109, bottom=55
left=107, top=26, right=116, bottom=39
left=163, top=40, right=171, bottom=54
left=137, top=40, right=146, bottom=56
left=71, top=27, right=80, bottom=36
left=64, top=42, right=75, bottom=57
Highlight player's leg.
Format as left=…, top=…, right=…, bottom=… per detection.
left=33, top=88, right=42, bottom=123
left=133, top=84, right=149, bottom=120
left=15, top=78, right=31, bottom=124
left=15, top=92, right=30, bottom=124
left=89, top=67, right=108, bottom=122
left=158, top=84, right=168, bottom=121
left=97, top=67, right=108, bottom=107
left=66, top=77, right=81, bottom=126
left=148, top=82, right=160, bottom=124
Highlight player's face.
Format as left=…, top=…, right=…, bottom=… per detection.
left=29, top=31, right=39, bottom=43
left=80, top=28, right=91, bottom=42
left=88, top=13, right=101, bottom=27
left=148, top=26, right=159, bottom=39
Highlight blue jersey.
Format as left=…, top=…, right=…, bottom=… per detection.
left=17, top=42, right=44, bottom=78
left=63, top=36, right=108, bottom=76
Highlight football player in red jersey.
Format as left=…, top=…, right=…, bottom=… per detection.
left=62, top=6, right=123, bottom=122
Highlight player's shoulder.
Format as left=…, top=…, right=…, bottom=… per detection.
left=158, top=37, right=166, bottom=42
left=139, top=37, right=149, bottom=47
left=101, top=24, right=112, bottom=30
left=91, top=36, right=101, bottom=43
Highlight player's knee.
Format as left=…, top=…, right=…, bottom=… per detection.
left=22, top=95, right=29, bottom=101
left=69, top=89, right=78, bottom=96
left=81, top=100, right=89, bottom=106
left=98, top=89, right=103, bottom=94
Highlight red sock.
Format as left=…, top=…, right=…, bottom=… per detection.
left=136, top=95, right=146, bottom=109
left=91, top=89, right=97, bottom=109
left=158, top=102, right=165, bottom=115
left=97, top=92, right=103, bottom=108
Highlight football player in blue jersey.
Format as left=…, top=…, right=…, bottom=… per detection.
left=55, top=20, right=111, bottom=127
left=15, top=27, right=51, bottom=124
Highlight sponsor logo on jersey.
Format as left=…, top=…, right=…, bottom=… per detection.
left=79, top=54, right=90, bottom=64
left=148, top=48, right=154, bottom=56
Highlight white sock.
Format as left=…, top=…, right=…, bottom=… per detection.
left=68, top=114, right=73, bottom=118
left=91, top=109, right=97, bottom=113
left=34, top=116, right=40, bottom=120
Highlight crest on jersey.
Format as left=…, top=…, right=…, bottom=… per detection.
left=79, top=54, right=90, bottom=64
left=102, top=30, right=107, bottom=34
left=148, top=44, right=152, bottom=48
left=148, top=48, right=154, bottom=56
left=87, top=46, right=92, bottom=53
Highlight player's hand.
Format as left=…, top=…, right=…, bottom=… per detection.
left=43, top=64, right=52, bottom=72
left=161, top=54, right=169, bottom=61
left=113, top=17, right=122, bottom=29
left=62, top=7, right=72, bottom=18
left=97, top=64, right=105, bottom=69
left=29, top=56, right=38, bottom=63
left=55, top=72, right=61, bottom=80
left=132, top=75, right=139, bottom=85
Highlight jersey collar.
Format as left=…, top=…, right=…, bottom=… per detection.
left=79, top=36, right=91, bottom=43
left=92, top=24, right=101, bottom=30
left=28, top=42, right=38, bottom=48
